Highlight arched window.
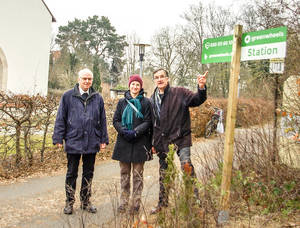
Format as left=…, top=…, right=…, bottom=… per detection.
left=0, top=47, right=8, bottom=92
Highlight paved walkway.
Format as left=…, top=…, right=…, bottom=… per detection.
left=0, top=158, right=161, bottom=227
left=0, top=138, right=221, bottom=228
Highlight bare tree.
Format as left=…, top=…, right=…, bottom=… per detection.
left=151, top=27, right=182, bottom=84
left=182, top=2, right=206, bottom=64
left=124, top=33, right=140, bottom=78
left=206, top=3, right=236, bottom=37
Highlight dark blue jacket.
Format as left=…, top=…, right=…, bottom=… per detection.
left=52, top=84, right=109, bottom=154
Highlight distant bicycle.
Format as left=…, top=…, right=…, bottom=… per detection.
left=204, top=107, right=224, bottom=138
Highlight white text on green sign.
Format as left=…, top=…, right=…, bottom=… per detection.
left=241, top=26, right=287, bottom=61
left=201, top=35, right=233, bottom=64
left=201, top=26, right=287, bottom=64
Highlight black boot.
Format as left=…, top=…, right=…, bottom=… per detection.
left=81, top=201, right=97, bottom=213
left=63, top=201, right=73, bottom=215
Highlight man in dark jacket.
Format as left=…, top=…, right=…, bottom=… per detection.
left=53, top=68, right=109, bottom=215
left=150, top=68, right=207, bottom=214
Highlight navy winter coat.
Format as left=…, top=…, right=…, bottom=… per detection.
left=112, top=90, right=152, bottom=163
left=52, top=84, right=109, bottom=154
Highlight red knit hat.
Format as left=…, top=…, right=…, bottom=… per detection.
left=128, top=74, right=143, bottom=88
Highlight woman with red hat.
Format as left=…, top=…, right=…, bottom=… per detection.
left=112, top=74, right=152, bottom=215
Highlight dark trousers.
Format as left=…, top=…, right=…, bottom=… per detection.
left=158, top=147, right=198, bottom=206
left=65, top=153, right=96, bottom=205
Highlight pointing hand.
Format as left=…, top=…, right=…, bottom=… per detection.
left=197, top=71, right=208, bottom=89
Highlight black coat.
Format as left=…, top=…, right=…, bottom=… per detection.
left=112, top=90, right=152, bottom=163
left=52, top=84, right=109, bottom=154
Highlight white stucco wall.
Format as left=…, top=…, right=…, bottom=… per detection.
left=0, top=0, right=52, bottom=96
left=279, top=75, right=300, bottom=168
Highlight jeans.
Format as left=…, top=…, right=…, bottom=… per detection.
left=158, top=147, right=198, bottom=206
left=65, top=153, right=96, bottom=205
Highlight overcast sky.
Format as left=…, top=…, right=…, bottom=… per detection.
left=44, top=0, right=238, bottom=43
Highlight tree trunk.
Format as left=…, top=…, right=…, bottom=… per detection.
left=24, top=124, right=33, bottom=166
left=15, top=124, right=21, bottom=166
left=40, top=119, right=50, bottom=162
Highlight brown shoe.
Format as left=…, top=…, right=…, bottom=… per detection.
left=81, top=203, right=97, bottom=213
left=63, top=203, right=73, bottom=215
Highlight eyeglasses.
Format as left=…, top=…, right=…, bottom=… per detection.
left=153, top=75, right=167, bottom=80
left=80, top=77, right=93, bottom=81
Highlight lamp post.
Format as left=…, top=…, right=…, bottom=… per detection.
left=134, top=43, right=150, bottom=77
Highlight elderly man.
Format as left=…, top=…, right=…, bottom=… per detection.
left=150, top=68, right=207, bottom=214
left=53, top=68, right=109, bottom=214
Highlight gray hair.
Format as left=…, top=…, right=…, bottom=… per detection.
left=78, top=68, right=93, bottom=78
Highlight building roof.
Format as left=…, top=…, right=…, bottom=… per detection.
left=41, top=0, right=56, bottom=22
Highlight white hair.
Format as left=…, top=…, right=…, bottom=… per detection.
left=78, top=68, right=93, bottom=78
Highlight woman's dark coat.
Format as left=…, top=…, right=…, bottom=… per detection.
left=112, top=90, right=152, bottom=163
left=150, top=84, right=207, bottom=153
left=52, top=84, right=109, bottom=154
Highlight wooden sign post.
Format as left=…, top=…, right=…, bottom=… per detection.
left=218, top=24, right=243, bottom=224
left=202, top=24, right=287, bottom=224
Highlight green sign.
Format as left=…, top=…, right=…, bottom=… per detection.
left=241, top=26, right=287, bottom=61
left=201, top=35, right=233, bottom=64
left=201, top=26, right=287, bottom=64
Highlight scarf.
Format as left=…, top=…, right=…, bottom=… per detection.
left=122, top=94, right=144, bottom=130
left=154, top=88, right=162, bottom=120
